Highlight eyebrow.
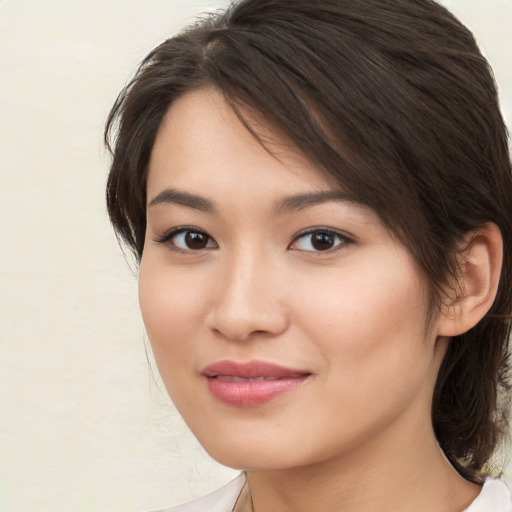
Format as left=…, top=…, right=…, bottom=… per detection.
left=148, top=188, right=215, bottom=212
left=148, top=188, right=356, bottom=214
left=276, top=190, right=356, bottom=214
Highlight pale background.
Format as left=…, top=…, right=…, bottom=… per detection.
left=0, top=1, right=511, bottom=511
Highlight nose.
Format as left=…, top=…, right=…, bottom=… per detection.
left=206, top=249, right=289, bottom=342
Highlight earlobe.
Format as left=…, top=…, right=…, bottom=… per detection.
left=437, top=223, right=503, bottom=337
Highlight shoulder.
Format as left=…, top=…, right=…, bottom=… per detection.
left=146, top=473, right=246, bottom=512
left=464, top=478, right=512, bottom=512
left=144, top=474, right=512, bottom=512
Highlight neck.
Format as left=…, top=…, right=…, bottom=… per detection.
left=243, top=409, right=480, bottom=512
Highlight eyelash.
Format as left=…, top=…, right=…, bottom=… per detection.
left=289, top=228, right=353, bottom=253
left=154, top=226, right=217, bottom=253
left=154, top=227, right=353, bottom=254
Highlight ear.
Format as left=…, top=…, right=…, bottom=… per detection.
left=437, top=223, right=503, bottom=337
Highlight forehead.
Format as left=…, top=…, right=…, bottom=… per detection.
left=147, top=88, right=341, bottom=200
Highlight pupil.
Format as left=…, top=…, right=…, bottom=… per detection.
left=185, top=232, right=208, bottom=249
left=312, top=232, right=334, bottom=251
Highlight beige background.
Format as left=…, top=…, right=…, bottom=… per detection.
left=0, top=1, right=511, bottom=511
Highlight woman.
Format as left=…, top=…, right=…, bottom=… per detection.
left=104, top=0, right=512, bottom=510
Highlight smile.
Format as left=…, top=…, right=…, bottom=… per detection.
left=216, top=376, right=282, bottom=382
left=201, top=360, right=311, bottom=407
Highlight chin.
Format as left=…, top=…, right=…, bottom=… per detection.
left=197, top=431, right=329, bottom=472
left=201, top=439, right=271, bottom=470
left=196, top=433, right=292, bottom=471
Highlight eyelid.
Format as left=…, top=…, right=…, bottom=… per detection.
left=153, top=226, right=217, bottom=252
left=152, top=225, right=352, bottom=254
left=289, top=227, right=354, bottom=253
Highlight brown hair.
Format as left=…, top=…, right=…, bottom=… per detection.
left=105, top=0, right=512, bottom=481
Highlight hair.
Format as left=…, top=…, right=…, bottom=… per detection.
left=105, top=0, right=512, bottom=482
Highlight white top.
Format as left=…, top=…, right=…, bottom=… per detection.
left=150, top=473, right=512, bottom=512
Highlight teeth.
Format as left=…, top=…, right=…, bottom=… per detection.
left=216, top=376, right=281, bottom=382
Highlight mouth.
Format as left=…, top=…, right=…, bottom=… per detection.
left=216, top=375, right=284, bottom=382
left=201, top=360, right=311, bottom=407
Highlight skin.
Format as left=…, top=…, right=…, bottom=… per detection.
left=139, top=88, right=482, bottom=512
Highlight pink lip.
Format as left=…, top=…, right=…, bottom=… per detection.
left=201, top=360, right=310, bottom=407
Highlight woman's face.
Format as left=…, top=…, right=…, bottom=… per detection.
left=139, top=88, right=445, bottom=470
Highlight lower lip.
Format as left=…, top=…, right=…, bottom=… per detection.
left=205, top=376, right=307, bottom=407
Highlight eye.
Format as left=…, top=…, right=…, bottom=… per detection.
left=155, top=228, right=217, bottom=252
left=290, top=229, right=351, bottom=252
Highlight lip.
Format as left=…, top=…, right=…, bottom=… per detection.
left=201, top=360, right=311, bottom=407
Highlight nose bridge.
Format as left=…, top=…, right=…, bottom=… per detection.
left=210, top=243, right=287, bottom=341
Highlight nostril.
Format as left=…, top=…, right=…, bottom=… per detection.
left=205, top=272, right=289, bottom=341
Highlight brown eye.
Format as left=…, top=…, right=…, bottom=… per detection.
left=156, top=228, right=217, bottom=251
left=310, top=232, right=336, bottom=251
left=291, top=229, right=350, bottom=252
left=184, top=231, right=210, bottom=249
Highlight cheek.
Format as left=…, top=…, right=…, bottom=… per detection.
left=290, top=267, right=433, bottom=451
left=138, top=256, right=209, bottom=376
left=293, top=254, right=431, bottom=384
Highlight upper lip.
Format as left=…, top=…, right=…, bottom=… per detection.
left=201, top=360, right=311, bottom=379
